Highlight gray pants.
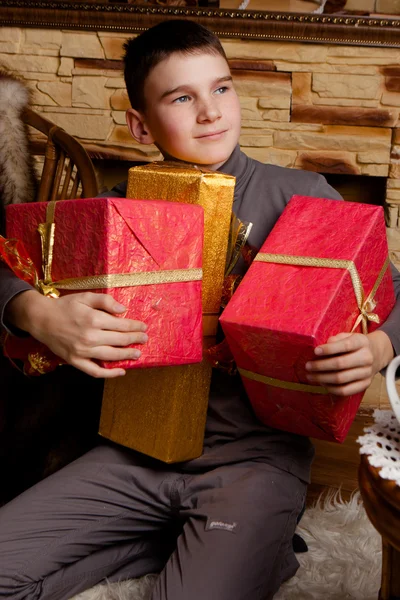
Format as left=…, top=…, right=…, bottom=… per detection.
left=0, top=442, right=306, bottom=600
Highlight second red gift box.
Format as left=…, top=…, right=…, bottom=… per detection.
left=220, top=195, right=395, bottom=443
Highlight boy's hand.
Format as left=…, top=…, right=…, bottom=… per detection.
left=305, top=330, right=394, bottom=396
left=5, top=290, right=148, bottom=379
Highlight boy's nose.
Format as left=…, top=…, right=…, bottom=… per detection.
left=197, top=99, right=221, bottom=123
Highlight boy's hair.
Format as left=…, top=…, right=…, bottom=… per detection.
left=123, top=19, right=228, bottom=113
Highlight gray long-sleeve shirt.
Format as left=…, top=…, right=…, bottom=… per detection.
left=2, top=145, right=400, bottom=483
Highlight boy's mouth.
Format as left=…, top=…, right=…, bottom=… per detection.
left=196, top=130, right=227, bottom=140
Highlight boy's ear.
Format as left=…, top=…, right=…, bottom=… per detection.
left=126, top=108, right=155, bottom=145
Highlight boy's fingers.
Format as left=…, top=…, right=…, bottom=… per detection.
left=320, top=379, right=373, bottom=397
left=85, top=330, right=148, bottom=348
left=67, top=293, right=148, bottom=332
left=326, top=332, right=353, bottom=343
left=72, top=331, right=148, bottom=356
left=70, top=357, right=126, bottom=379
left=314, top=332, right=367, bottom=357
left=306, top=366, right=372, bottom=385
left=89, top=312, right=148, bottom=334
left=78, top=292, right=129, bottom=316
left=89, top=346, right=142, bottom=362
left=306, top=348, right=373, bottom=372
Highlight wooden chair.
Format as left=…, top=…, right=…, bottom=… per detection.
left=23, top=108, right=99, bottom=201
left=0, top=110, right=101, bottom=507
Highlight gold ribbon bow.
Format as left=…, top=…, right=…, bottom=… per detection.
left=34, top=200, right=202, bottom=297
left=253, top=253, right=389, bottom=335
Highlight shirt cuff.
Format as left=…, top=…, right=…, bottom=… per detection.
left=1, top=287, right=35, bottom=337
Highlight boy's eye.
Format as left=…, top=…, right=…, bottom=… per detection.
left=215, top=86, right=228, bottom=95
left=173, top=95, right=190, bottom=104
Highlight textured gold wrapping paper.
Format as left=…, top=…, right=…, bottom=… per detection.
left=100, top=361, right=212, bottom=463
left=99, top=163, right=235, bottom=462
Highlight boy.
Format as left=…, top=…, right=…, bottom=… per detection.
left=0, top=19, right=399, bottom=600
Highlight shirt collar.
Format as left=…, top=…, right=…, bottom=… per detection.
left=217, top=144, right=252, bottom=201
left=218, top=145, right=250, bottom=185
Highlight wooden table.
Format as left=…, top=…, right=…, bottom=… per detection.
left=359, top=454, right=400, bottom=600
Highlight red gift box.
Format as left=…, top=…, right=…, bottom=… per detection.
left=4, top=197, right=204, bottom=373
left=220, top=195, right=396, bottom=443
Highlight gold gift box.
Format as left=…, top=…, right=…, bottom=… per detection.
left=100, top=361, right=212, bottom=463
left=127, top=162, right=235, bottom=337
left=99, top=162, right=235, bottom=463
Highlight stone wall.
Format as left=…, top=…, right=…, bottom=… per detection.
left=346, top=0, right=400, bottom=13
left=2, top=26, right=400, bottom=278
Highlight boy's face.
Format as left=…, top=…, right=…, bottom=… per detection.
left=126, top=51, right=241, bottom=170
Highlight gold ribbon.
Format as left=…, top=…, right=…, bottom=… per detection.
left=254, top=252, right=389, bottom=335
left=225, top=215, right=253, bottom=277
left=49, top=269, right=203, bottom=290
left=239, top=251, right=390, bottom=395
left=238, top=368, right=330, bottom=395
left=35, top=200, right=202, bottom=296
left=38, top=200, right=56, bottom=286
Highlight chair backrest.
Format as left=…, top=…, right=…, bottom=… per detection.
left=23, top=109, right=99, bottom=202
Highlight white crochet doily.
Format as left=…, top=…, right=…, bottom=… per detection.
left=358, top=410, right=400, bottom=487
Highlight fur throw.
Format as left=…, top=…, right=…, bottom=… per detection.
left=0, top=70, right=37, bottom=208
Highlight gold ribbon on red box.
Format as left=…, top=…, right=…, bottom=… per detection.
left=253, top=253, right=389, bottom=335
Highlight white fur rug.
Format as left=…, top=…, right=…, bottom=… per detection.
left=71, top=492, right=381, bottom=600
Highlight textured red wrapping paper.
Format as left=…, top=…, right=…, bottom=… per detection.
left=5, top=197, right=204, bottom=371
left=220, top=195, right=396, bottom=443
